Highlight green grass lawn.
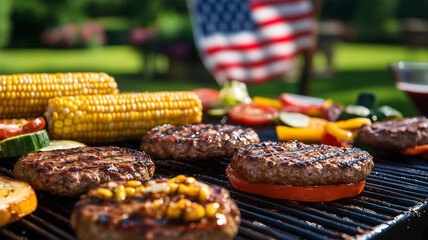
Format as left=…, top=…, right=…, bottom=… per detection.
left=1, top=43, right=428, bottom=117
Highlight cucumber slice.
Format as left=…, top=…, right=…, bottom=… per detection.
left=340, top=105, right=371, bottom=120
left=0, top=130, right=49, bottom=158
left=207, top=107, right=229, bottom=117
left=39, top=140, right=86, bottom=152
left=278, top=112, right=310, bottom=128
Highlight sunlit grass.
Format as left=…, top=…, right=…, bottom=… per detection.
left=0, top=46, right=144, bottom=74
left=1, top=43, right=427, bottom=117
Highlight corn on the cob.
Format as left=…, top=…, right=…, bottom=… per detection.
left=0, top=73, right=118, bottom=118
left=44, top=91, right=202, bottom=144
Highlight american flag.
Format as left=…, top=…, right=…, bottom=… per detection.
left=187, top=0, right=315, bottom=84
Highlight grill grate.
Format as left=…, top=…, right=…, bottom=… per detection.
left=1, top=123, right=428, bottom=240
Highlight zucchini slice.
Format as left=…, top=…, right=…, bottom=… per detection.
left=39, top=140, right=86, bottom=151
left=278, top=112, right=310, bottom=128
left=0, top=130, right=49, bottom=158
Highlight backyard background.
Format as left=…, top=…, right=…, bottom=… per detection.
left=1, top=0, right=428, bottom=117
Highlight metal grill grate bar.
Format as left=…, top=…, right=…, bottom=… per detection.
left=365, top=182, right=428, bottom=199
left=0, top=228, right=22, bottom=240
left=240, top=209, right=332, bottom=240
left=341, top=199, right=403, bottom=215
left=307, top=203, right=387, bottom=225
left=240, top=219, right=298, bottom=240
left=25, top=215, right=75, bottom=240
left=238, top=202, right=345, bottom=239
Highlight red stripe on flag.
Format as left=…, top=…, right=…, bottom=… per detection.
left=210, top=44, right=311, bottom=71
left=213, top=52, right=299, bottom=70
left=205, top=30, right=312, bottom=55
left=251, top=0, right=308, bottom=9
left=214, top=66, right=294, bottom=84
left=256, top=11, right=313, bottom=27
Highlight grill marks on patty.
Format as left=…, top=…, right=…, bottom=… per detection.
left=231, top=141, right=374, bottom=186
left=33, top=148, right=149, bottom=173
left=140, top=123, right=260, bottom=160
left=358, top=116, right=428, bottom=150
left=13, top=146, right=155, bottom=196
left=238, top=141, right=369, bottom=167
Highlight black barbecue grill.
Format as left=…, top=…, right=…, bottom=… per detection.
left=1, top=121, right=428, bottom=240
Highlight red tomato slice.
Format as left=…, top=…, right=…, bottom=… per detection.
left=228, top=103, right=278, bottom=125
left=226, top=164, right=365, bottom=202
left=399, top=144, right=428, bottom=156
left=0, top=117, right=46, bottom=140
left=22, top=117, right=46, bottom=134
left=192, top=88, right=219, bottom=111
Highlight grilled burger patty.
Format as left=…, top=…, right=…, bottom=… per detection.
left=71, top=176, right=240, bottom=240
left=358, top=116, right=428, bottom=150
left=231, top=141, right=373, bottom=186
left=13, top=146, right=155, bottom=196
left=140, top=123, right=260, bottom=160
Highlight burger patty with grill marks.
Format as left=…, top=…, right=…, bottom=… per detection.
left=140, top=123, right=260, bottom=160
left=13, top=146, right=155, bottom=196
left=358, top=116, right=428, bottom=150
left=231, top=141, right=374, bottom=186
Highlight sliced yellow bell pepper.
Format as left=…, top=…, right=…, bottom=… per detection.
left=307, top=117, right=328, bottom=129
left=252, top=96, right=283, bottom=109
left=324, top=122, right=354, bottom=142
left=276, top=125, right=323, bottom=142
left=334, top=118, right=371, bottom=130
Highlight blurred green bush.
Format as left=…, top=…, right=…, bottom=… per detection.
left=0, top=0, right=12, bottom=48
left=2, top=0, right=428, bottom=48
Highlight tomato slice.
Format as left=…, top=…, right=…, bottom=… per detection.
left=0, top=117, right=46, bottom=140
left=399, top=144, right=428, bottom=156
left=228, top=103, right=278, bottom=125
left=192, top=88, right=219, bottom=111
left=22, top=117, right=46, bottom=134
left=226, top=164, right=365, bottom=202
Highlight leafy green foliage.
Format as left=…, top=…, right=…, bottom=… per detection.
left=0, top=0, right=12, bottom=48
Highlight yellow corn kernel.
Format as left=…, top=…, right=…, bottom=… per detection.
left=177, top=199, right=191, bottom=208
left=135, top=186, right=145, bottom=194
left=205, top=203, right=220, bottom=218
left=178, top=184, right=192, bottom=196
left=125, top=187, right=135, bottom=196
left=115, top=185, right=126, bottom=201
left=168, top=183, right=179, bottom=193
left=166, top=204, right=182, bottom=219
left=184, top=203, right=205, bottom=222
left=96, top=188, right=113, bottom=199
left=153, top=199, right=162, bottom=210
left=168, top=175, right=186, bottom=184
left=54, top=120, right=64, bottom=128
left=185, top=177, right=196, bottom=185
left=199, top=186, right=210, bottom=202
left=126, top=180, right=142, bottom=188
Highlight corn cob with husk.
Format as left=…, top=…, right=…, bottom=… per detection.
left=44, top=92, right=202, bottom=144
left=0, top=73, right=118, bottom=118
